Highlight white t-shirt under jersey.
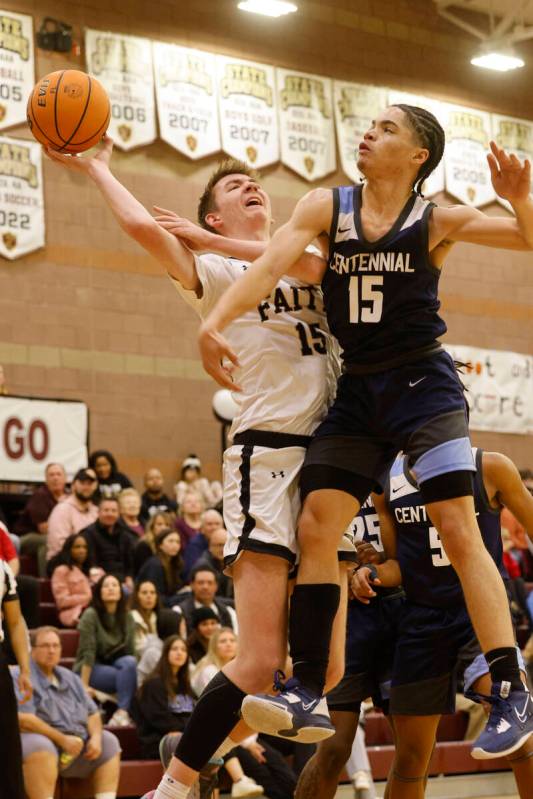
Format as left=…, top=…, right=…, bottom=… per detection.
left=171, top=252, right=339, bottom=438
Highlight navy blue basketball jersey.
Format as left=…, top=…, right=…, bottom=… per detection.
left=386, top=448, right=506, bottom=608
left=347, top=495, right=403, bottom=599
left=324, top=185, right=447, bottom=368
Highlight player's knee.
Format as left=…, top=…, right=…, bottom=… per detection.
left=317, top=735, right=353, bottom=773
left=394, top=740, right=432, bottom=774
left=433, top=517, right=480, bottom=564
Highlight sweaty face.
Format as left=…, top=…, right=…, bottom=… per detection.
left=357, top=107, right=427, bottom=181
left=209, top=174, right=271, bottom=235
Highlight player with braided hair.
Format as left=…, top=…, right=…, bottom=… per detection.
left=197, top=103, right=533, bottom=758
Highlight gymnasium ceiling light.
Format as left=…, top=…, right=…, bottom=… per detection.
left=470, top=46, right=525, bottom=70
left=435, top=1, right=533, bottom=71
left=237, top=1, right=298, bottom=18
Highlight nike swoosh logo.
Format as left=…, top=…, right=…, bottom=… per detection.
left=390, top=485, right=404, bottom=495
left=338, top=226, right=351, bottom=234
left=301, top=701, right=317, bottom=711
left=409, top=377, right=427, bottom=388
left=515, top=697, right=530, bottom=724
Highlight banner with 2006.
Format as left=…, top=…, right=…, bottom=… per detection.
left=85, top=29, right=156, bottom=151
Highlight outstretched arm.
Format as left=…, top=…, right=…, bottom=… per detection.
left=153, top=208, right=326, bottom=283
left=197, top=188, right=332, bottom=388
left=45, top=137, right=199, bottom=290
left=430, top=141, right=533, bottom=252
left=483, top=451, right=533, bottom=539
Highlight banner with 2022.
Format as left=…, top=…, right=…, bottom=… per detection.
left=0, top=135, right=44, bottom=259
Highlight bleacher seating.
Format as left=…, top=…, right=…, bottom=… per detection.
left=20, top=565, right=529, bottom=798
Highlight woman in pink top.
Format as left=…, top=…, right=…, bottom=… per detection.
left=50, top=534, right=104, bottom=627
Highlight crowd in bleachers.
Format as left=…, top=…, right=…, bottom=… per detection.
left=2, top=452, right=308, bottom=799
left=1, top=454, right=533, bottom=799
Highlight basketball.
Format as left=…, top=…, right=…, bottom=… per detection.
left=27, top=69, right=110, bottom=153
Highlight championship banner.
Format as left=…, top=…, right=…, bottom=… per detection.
left=492, top=113, right=533, bottom=211
left=388, top=90, right=446, bottom=198
left=153, top=42, right=220, bottom=160
left=0, top=396, right=89, bottom=481
left=0, top=10, right=34, bottom=131
left=443, top=344, right=533, bottom=434
left=277, top=68, right=336, bottom=181
left=441, top=103, right=495, bottom=207
left=217, top=55, right=279, bottom=168
left=333, top=81, right=387, bottom=183
left=85, top=29, right=156, bottom=150
left=0, top=136, right=44, bottom=260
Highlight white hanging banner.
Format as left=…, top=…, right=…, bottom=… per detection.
left=441, top=103, right=495, bottom=206
left=0, top=136, right=44, bottom=260
left=85, top=29, right=156, bottom=150
left=333, top=81, right=387, bottom=183
left=491, top=114, right=533, bottom=211
left=387, top=90, right=446, bottom=198
left=444, top=344, right=533, bottom=434
left=153, top=42, right=220, bottom=160
left=0, top=396, right=88, bottom=481
left=277, top=68, right=336, bottom=181
left=0, top=10, right=34, bottom=131
left=216, top=55, right=278, bottom=169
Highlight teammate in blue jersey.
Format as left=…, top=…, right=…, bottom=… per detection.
left=295, top=498, right=403, bottom=799
left=353, top=448, right=533, bottom=797
left=197, top=104, right=533, bottom=754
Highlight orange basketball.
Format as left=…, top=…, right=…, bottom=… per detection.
left=27, top=70, right=110, bottom=153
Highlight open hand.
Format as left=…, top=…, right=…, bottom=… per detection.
left=198, top=323, right=241, bottom=391
left=487, top=140, right=531, bottom=204
left=153, top=207, right=214, bottom=251
left=44, top=135, right=114, bottom=175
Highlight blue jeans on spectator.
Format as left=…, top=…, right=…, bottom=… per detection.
left=89, top=655, right=137, bottom=710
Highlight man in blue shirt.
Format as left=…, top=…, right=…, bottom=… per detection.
left=12, top=626, right=121, bottom=799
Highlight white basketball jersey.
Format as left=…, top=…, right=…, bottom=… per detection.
left=171, top=252, right=339, bottom=438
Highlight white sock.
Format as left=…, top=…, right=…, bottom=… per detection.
left=95, top=793, right=117, bottom=799
left=212, top=736, right=237, bottom=760
left=153, top=774, right=191, bottom=799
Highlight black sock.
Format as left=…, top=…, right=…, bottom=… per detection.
left=289, top=583, right=340, bottom=696
left=174, top=671, right=246, bottom=771
left=486, top=647, right=523, bottom=692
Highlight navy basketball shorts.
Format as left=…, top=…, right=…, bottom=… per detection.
left=326, top=594, right=404, bottom=713
left=301, top=350, right=475, bottom=504
left=389, top=602, right=476, bottom=716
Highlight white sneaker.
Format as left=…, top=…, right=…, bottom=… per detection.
left=107, top=708, right=133, bottom=727
left=231, top=776, right=264, bottom=797
left=353, top=770, right=371, bottom=790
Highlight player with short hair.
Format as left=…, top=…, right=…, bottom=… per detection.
left=196, top=104, right=533, bottom=756
left=46, top=139, right=348, bottom=799
left=353, top=447, right=533, bottom=797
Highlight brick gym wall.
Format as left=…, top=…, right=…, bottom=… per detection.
left=1, top=0, right=532, bottom=489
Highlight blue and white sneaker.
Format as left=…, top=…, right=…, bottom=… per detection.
left=469, top=681, right=533, bottom=759
left=241, top=672, right=334, bottom=744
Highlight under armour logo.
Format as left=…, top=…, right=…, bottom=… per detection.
left=272, top=470, right=285, bottom=478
